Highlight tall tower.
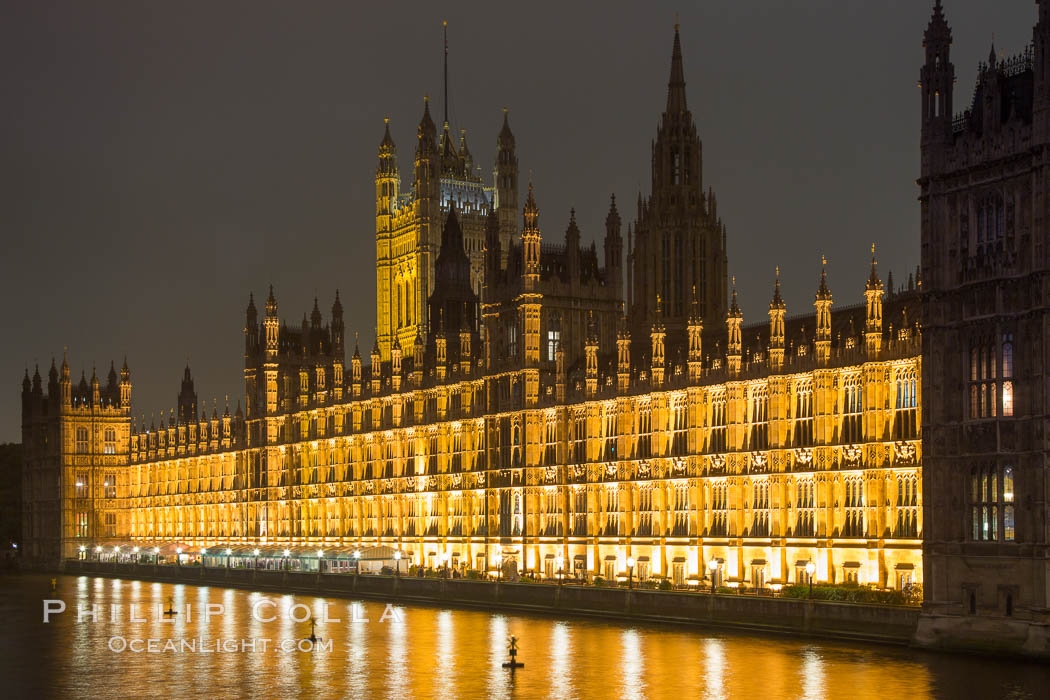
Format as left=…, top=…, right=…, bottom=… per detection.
left=495, top=109, right=519, bottom=267
left=629, top=25, right=728, bottom=350
left=919, top=0, right=953, bottom=179
left=917, top=1, right=1050, bottom=655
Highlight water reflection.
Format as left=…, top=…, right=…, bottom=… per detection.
left=800, top=648, right=825, bottom=699
left=703, top=638, right=727, bottom=700
left=4, top=574, right=1049, bottom=699
left=619, top=628, right=645, bottom=699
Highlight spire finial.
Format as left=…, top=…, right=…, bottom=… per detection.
left=443, top=19, right=449, bottom=126
left=666, top=20, right=687, bottom=114
left=674, top=12, right=679, bottom=32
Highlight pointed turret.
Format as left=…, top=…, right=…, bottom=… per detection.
left=48, top=358, right=59, bottom=399
left=814, top=256, right=833, bottom=363
left=687, top=284, right=704, bottom=381
left=617, top=314, right=632, bottom=392
left=351, top=332, right=362, bottom=397
left=178, top=364, right=197, bottom=424
left=495, top=108, right=518, bottom=262
left=726, top=278, right=743, bottom=374
left=60, top=352, right=71, bottom=406
left=604, top=194, right=623, bottom=298
left=90, top=365, right=100, bottom=406
left=245, top=292, right=259, bottom=359
left=459, top=129, right=473, bottom=174
left=311, top=297, right=322, bottom=329
left=768, top=268, right=786, bottom=370
left=566, top=208, right=581, bottom=278
left=865, top=244, right=884, bottom=356
left=264, top=286, right=279, bottom=360
left=585, top=311, right=599, bottom=398
left=370, top=332, right=381, bottom=394
left=920, top=0, right=954, bottom=173
left=651, top=294, right=666, bottom=387
left=522, top=183, right=541, bottom=290
left=331, top=290, right=344, bottom=356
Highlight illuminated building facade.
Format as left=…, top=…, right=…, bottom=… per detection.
left=21, top=28, right=924, bottom=591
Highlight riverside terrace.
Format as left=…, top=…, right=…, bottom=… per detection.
left=73, top=543, right=921, bottom=607
left=66, top=558, right=923, bottom=648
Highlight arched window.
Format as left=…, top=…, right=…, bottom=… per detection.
left=709, top=392, right=727, bottom=453
left=793, top=381, right=814, bottom=447
left=103, top=428, right=116, bottom=455
left=895, top=369, right=918, bottom=439
left=842, top=375, right=863, bottom=443
left=1001, top=333, right=1014, bottom=417
left=749, top=389, right=768, bottom=451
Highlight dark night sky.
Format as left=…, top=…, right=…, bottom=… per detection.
left=1, top=1, right=1035, bottom=442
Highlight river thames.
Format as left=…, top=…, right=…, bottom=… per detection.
left=2, top=574, right=1047, bottom=699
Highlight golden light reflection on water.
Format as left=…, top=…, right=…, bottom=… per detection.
left=5, top=575, right=1050, bottom=699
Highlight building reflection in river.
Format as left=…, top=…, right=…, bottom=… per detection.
left=5, top=575, right=1050, bottom=699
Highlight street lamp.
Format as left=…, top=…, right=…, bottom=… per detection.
left=201, top=547, right=207, bottom=569
left=626, top=556, right=636, bottom=590
left=353, top=550, right=361, bottom=581
left=132, top=546, right=139, bottom=565
left=394, top=550, right=401, bottom=577
left=153, top=546, right=160, bottom=565
left=708, top=558, right=719, bottom=595
left=79, top=545, right=85, bottom=560
left=176, top=546, right=182, bottom=567
left=225, top=548, right=232, bottom=568
left=805, top=561, right=816, bottom=599
left=317, top=549, right=324, bottom=574
left=253, top=548, right=260, bottom=569
left=556, top=555, right=564, bottom=586
left=95, top=545, right=102, bottom=562
left=283, top=548, right=291, bottom=571
left=113, top=546, right=120, bottom=563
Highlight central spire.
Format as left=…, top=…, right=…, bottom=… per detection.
left=666, top=25, right=687, bottom=115
left=443, top=20, right=449, bottom=126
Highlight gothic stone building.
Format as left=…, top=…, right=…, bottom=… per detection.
left=916, top=1, right=1050, bottom=655
left=23, top=29, right=924, bottom=598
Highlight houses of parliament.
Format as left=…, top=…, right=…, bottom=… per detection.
left=20, top=4, right=1050, bottom=655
